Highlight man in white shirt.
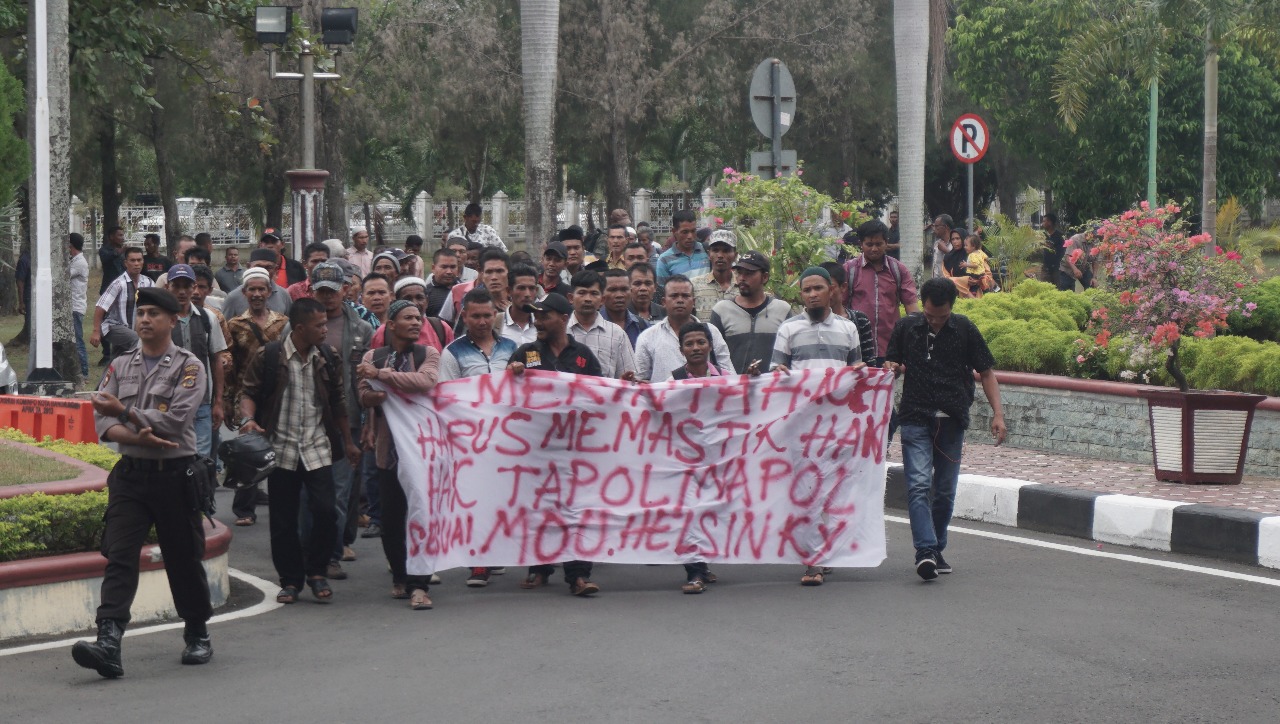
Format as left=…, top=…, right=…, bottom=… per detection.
left=91, top=246, right=155, bottom=358
left=69, top=233, right=90, bottom=378
left=634, top=274, right=734, bottom=381
left=566, top=269, right=636, bottom=380
left=501, top=262, right=540, bottom=346
left=448, top=202, right=508, bottom=251
left=346, top=229, right=373, bottom=278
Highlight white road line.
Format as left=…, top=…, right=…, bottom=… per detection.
left=885, top=515, right=1280, bottom=587
left=0, top=567, right=282, bottom=658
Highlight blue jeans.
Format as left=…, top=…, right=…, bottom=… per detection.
left=901, top=418, right=965, bottom=555
left=194, top=402, right=212, bottom=459
left=361, top=451, right=381, bottom=526
left=72, top=312, right=88, bottom=377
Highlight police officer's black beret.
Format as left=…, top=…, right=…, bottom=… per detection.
left=136, top=287, right=181, bottom=314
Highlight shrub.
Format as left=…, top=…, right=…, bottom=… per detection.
left=1227, top=276, right=1280, bottom=342
left=956, top=280, right=1092, bottom=332
left=0, top=428, right=120, bottom=470
left=0, top=491, right=138, bottom=563
left=976, top=319, right=1079, bottom=375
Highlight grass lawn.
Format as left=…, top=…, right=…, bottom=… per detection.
left=0, top=447, right=81, bottom=486
left=3, top=266, right=105, bottom=388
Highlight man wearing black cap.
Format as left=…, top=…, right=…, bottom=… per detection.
left=709, top=250, right=792, bottom=375
left=558, top=226, right=595, bottom=281
left=540, top=241, right=573, bottom=297
left=222, top=248, right=293, bottom=319
left=506, top=293, right=603, bottom=596
left=74, top=287, right=214, bottom=678
left=259, top=230, right=306, bottom=287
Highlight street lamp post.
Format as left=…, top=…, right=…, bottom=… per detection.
left=255, top=6, right=357, bottom=258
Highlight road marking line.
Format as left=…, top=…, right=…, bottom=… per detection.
left=0, top=567, right=282, bottom=657
left=886, top=515, right=1280, bottom=587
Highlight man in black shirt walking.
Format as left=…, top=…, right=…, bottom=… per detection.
left=885, top=278, right=1006, bottom=581
left=507, top=293, right=603, bottom=595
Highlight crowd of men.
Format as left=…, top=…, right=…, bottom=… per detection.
left=71, top=203, right=1006, bottom=678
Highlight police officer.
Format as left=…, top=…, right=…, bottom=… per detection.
left=72, top=288, right=215, bottom=679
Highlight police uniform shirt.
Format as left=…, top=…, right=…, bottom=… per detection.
left=95, top=342, right=206, bottom=459
left=511, top=338, right=603, bottom=377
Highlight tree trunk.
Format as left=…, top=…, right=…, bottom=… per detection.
left=894, top=0, right=929, bottom=280
left=98, top=110, right=120, bottom=228
left=320, top=85, right=346, bottom=243
left=149, top=68, right=179, bottom=250
left=1201, top=23, right=1218, bottom=242
left=605, top=107, right=630, bottom=213
left=263, top=167, right=286, bottom=232
left=521, top=0, right=561, bottom=252
left=26, top=0, right=77, bottom=383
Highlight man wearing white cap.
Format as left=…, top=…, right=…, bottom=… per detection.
left=691, top=230, right=739, bottom=321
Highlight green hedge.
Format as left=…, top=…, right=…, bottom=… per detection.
left=0, top=429, right=128, bottom=563
left=955, top=281, right=1280, bottom=395
left=0, top=491, right=113, bottom=562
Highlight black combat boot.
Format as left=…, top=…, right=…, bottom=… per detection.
left=180, top=621, right=213, bottom=665
left=71, top=619, right=125, bottom=678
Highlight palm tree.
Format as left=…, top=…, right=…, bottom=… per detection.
left=894, top=0, right=929, bottom=279
left=521, top=0, right=560, bottom=251
left=1054, top=0, right=1280, bottom=240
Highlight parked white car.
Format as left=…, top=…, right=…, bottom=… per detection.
left=0, top=341, right=16, bottom=394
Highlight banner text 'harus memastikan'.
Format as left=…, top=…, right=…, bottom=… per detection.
left=377, top=367, right=894, bottom=574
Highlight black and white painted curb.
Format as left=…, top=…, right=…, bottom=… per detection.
left=886, top=465, right=1280, bottom=570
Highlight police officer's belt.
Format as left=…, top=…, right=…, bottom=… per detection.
left=122, top=455, right=197, bottom=473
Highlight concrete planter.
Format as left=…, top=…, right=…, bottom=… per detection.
left=1137, top=389, right=1266, bottom=485
left=0, top=518, right=232, bottom=642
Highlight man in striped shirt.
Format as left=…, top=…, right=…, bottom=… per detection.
left=770, top=267, right=868, bottom=588
left=91, top=246, right=155, bottom=357
left=567, top=269, right=636, bottom=380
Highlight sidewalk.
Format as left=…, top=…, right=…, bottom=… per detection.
left=885, top=441, right=1280, bottom=570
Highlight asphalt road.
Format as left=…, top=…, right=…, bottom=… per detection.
left=3, top=488, right=1280, bottom=724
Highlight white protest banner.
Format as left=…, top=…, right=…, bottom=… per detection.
left=377, top=366, right=894, bottom=575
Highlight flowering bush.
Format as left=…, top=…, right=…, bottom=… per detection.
left=1080, top=201, right=1256, bottom=391
left=716, top=165, right=871, bottom=302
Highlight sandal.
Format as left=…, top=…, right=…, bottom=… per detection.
left=800, top=566, right=825, bottom=586
left=703, top=571, right=718, bottom=584
left=519, top=572, right=549, bottom=590
left=391, top=583, right=410, bottom=600
left=235, top=517, right=256, bottom=527
left=410, top=589, right=433, bottom=610
left=276, top=585, right=299, bottom=604
left=682, top=579, right=707, bottom=594
left=307, top=577, right=333, bottom=603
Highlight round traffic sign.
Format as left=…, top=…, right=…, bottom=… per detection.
left=749, top=58, right=797, bottom=139
left=950, top=113, right=989, bottom=164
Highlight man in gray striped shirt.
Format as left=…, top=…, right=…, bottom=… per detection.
left=771, top=267, right=866, bottom=374
left=771, top=267, right=867, bottom=588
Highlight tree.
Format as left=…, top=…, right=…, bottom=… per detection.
left=521, top=0, right=560, bottom=250
left=894, top=0, right=929, bottom=278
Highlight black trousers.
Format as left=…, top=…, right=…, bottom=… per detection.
left=268, top=465, right=336, bottom=588
left=231, top=482, right=259, bottom=520
left=96, top=459, right=213, bottom=625
left=377, top=468, right=430, bottom=592
left=529, top=560, right=592, bottom=584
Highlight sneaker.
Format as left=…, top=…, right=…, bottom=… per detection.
left=326, top=561, right=348, bottom=580
left=489, top=567, right=507, bottom=575
left=466, top=568, right=490, bottom=587
left=935, top=553, right=952, bottom=574
left=570, top=578, right=600, bottom=596
left=429, top=573, right=442, bottom=585
left=915, top=552, right=938, bottom=581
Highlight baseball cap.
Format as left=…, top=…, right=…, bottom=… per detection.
left=166, top=263, right=196, bottom=282
left=543, top=241, right=568, bottom=259
left=733, top=250, right=770, bottom=272
left=260, top=229, right=281, bottom=243
left=249, top=248, right=278, bottom=264
left=523, top=292, right=573, bottom=315
left=310, top=261, right=347, bottom=291
left=708, top=230, right=737, bottom=249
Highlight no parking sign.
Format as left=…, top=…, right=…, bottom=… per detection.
left=950, top=113, right=989, bottom=164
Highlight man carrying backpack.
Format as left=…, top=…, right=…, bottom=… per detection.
left=844, top=219, right=920, bottom=366
left=238, top=298, right=362, bottom=605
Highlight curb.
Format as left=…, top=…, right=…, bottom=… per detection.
left=886, top=464, right=1280, bottom=570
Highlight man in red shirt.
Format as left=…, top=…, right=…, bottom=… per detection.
left=844, top=219, right=919, bottom=366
